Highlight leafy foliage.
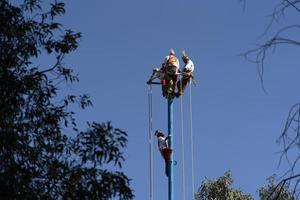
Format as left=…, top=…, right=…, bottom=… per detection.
left=259, top=176, right=295, bottom=200
left=0, top=0, right=133, bottom=199
left=195, top=171, right=252, bottom=200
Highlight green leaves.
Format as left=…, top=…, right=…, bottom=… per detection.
left=195, top=171, right=252, bottom=200
left=259, top=176, right=295, bottom=200
left=195, top=172, right=296, bottom=200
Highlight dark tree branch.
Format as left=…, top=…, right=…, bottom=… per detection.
left=286, top=0, right=300, bottom=13
left=38, top=53, right=64, bottom=75
left=243, top=25, right=300, bottom=93
left=242, top=1, right=300, bottom=198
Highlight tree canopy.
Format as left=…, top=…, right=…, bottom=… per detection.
left=0, top=0, right=133, bottom=199
left=195, top=172, right=295, bottom=200
left=195, top=171, right=252, bottom=200
left=259, top=176, right=294, bottom=200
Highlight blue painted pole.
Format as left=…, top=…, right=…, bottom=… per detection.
left=168, top=98, right=174, bottom=200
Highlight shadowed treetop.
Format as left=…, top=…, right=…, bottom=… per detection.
left=0, top=0, right=134, bottom=199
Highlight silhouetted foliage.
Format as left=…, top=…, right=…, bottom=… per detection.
left=195, top=171, right=252, bottom=200
left=0, top=0, right=133, bottom=199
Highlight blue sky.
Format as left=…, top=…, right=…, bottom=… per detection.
left=56, top=0, right=300, bottom=199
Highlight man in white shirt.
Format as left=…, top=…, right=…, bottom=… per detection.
left=176, top=51, right=195, bottom=97
left=154, top=130, right=172, bottom=177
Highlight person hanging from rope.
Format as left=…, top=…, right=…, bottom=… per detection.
left=154, top=129, right=172, bottom=177
left=176, top=50, right=194, bottom=97
left=162, top=49, right=180, bottom=98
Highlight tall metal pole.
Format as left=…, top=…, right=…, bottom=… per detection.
left=168, top=98, right=174, bottom=200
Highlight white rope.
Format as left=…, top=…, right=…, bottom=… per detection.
left=179, top=78, right=186, bottom=200
left=147, top=84, right=154, bottom=200
left=189, top=81, right=196, bottom=199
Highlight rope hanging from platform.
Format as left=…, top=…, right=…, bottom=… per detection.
left=147, top=84, right=154, bottom=200
left=179, top=79, right=187, bottom=200
left=147, top=75, right=195, bottom=200
left=189, top=82, right=195, bottom=199
left=180, top=78, right=196, bottom=200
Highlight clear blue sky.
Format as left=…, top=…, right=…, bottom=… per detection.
left=57, top=1, right=300, bottom=199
